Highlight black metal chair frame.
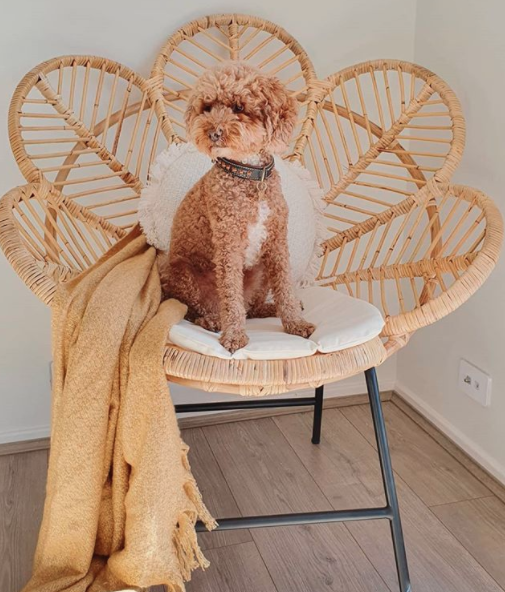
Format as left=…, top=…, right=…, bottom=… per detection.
left=175, top=367, right=412, bottom=592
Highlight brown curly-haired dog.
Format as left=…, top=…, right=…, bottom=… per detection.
left=159, top=62, right=315, bottom=353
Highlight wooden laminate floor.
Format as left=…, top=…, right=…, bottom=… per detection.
left=2, top=401, right=505, bottom=592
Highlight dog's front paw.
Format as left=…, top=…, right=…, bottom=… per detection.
left=283, top=319, right=316, bottom=339
left=219, top=329, right=249, bottom=353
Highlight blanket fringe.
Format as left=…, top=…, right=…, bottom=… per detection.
left=161, top=447, right=218, bottom=591
left=183, top=480, right=217, bottom=532
left=181, top=443, right=217, bottom=530
left=158, top=479, right=217, bottom=592
left=174, top=512, right=209, bottom=582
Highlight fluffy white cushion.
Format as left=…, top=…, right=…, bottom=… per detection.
left=168, top=286, right=385, bottom=360
left=139, top=143, right=326, bottom=285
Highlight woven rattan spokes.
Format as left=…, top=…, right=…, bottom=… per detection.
left=321, top=184, right=501, bottom=336
left=301, top=61, right=465, bottom=201
left=1, top=13, right=502, bottom=393
left=299, top=60, right=465, bottom=258
left=0, top=181, right=122, bottom=302
left=150, top=13, right=318, bottom=155
left=9, top=56, right=169, bottom=232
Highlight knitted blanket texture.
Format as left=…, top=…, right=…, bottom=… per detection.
left=22, top=225, right=215, bottom=592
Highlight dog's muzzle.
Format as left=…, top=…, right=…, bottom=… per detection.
left=208, top=128, right=223, bottom=142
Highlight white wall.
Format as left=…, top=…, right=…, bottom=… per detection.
left=396, top=0, right=505, bottom=483
left=0, top=0, right=417, bottom=442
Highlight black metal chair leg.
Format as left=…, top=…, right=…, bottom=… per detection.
left=182, top=369, right=411, bottom=591
left=311, top=385, right=324, bottom=444
left=365, top=368, right=412, bottom=592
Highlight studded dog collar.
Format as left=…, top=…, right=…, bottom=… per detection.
left=215, top=156, right=275, bottom=181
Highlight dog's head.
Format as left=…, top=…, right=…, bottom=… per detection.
left=185, top=61, right=298, bottom=159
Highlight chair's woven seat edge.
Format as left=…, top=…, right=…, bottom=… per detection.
left=164, top=336, right=388, bottom=396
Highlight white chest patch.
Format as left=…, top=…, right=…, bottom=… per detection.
left=244, top=201, right=270, bottom=268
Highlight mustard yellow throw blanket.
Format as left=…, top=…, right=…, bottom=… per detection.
left=23, top=225, right=215, bottom=592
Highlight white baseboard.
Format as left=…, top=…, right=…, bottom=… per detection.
left=302, top=377, right=396, bottom=398
left=0, top=377, right=397, bottom=445
left=395, top=381, right=505, bottom=486
left=0, top=424, right=51, bottom=445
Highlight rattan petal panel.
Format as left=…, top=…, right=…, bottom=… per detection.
left=0, top=14, right=502, bottom=391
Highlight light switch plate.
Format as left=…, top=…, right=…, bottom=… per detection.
left=459, top=359, right=492, bottom=407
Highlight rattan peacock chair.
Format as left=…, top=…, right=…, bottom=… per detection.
left=1, top=14, right=502, bottom=592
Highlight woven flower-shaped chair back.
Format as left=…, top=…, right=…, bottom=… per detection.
left=1, top=13, right=502, bottom=350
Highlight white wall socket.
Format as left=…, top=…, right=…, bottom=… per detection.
left=458, top=359, right=492, bottom=407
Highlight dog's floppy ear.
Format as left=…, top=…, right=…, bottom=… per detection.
left=261, top=76, right=298, bottom=154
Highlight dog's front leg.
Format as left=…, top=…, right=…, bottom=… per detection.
left=214, top=240, right=249, bottom=353
left=265, top=227, right=315, bottom=339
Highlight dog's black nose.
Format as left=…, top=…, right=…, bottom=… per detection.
left=208, top=128, right=223, bottom=142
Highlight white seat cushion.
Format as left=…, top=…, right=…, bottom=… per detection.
left=168, top=287, right=385, bottom=360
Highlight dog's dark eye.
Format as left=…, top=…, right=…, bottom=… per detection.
left=203, top=104, right=212, bottom=113
left=232, top=103, right=244, bottom=113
